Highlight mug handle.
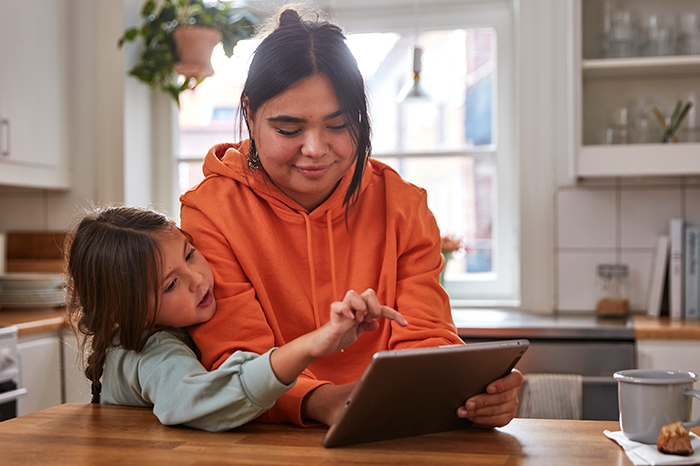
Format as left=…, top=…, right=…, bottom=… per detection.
left=682, top=389, right=700, bottom=429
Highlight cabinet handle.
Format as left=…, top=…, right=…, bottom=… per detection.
left=1, top=119, right=9, bottom=157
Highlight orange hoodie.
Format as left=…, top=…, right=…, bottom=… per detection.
left=180, top=141, right=463, bottom=426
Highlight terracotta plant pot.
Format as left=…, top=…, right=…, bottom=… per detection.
left=173, top=26, right=222, bottom=83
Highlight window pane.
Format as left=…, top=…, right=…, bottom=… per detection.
left=352, top=28, right=497, bottom=276
left=178, top=161, right=205, bottom=196
left=178, top=41, right=258, bottom=190
left=348, top=28, right=495, bottom=154
left=376, top=155, right=494, bottom=274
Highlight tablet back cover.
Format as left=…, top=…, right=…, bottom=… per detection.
left=322, top=339, right=529, bottom=448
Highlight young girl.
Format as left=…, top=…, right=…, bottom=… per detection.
left=65, top=205, right=406, bottom=432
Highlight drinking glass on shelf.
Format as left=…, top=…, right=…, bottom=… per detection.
left=607, top=9, right=637, bottom=58
left=602, top=106, right=630, bottom=144
left=639, top=13, right=675, bottom=57
left=677, top=13, right=700, bottom=55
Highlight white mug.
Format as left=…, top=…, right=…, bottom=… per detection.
left=614, top=369, right=700, bottom=444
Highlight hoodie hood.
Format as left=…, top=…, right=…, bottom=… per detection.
left=202, top=140, right=371, bottom=223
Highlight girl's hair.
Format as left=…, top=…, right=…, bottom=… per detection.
left=64, top=206, right=176, bottom=403
left=240, top=7, right=371, bottom=215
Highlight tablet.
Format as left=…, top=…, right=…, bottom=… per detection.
left=322, top=339, right=529, bottom=448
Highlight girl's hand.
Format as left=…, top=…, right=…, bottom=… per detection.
left=269, top=289, right=406, bottom=385
left=310, top=289, right=408, bottom=358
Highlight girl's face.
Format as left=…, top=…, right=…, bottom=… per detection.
left=153, top=229, right=216, bottom=328
left=246, top=73, right=357, bottom=211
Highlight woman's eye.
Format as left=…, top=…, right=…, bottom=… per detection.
left=186, top=248, right=195, bottom=262
left=277, top=128, right=300, bottom=136
left=328, top=123, right=349, bottom=131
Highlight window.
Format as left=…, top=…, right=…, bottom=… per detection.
left=175, top=0, right=518, bottom=305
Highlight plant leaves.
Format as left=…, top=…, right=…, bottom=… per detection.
left=669, top=101, right=683, bottom=128
left=141, top=0, right=156, bottom=17
left=651, top=106, right=666, bottom=129
left=119, top=0, right=258, bottom=105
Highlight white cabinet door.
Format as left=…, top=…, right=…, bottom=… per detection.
left=0, top=0, right=69, bottom=189
left=637, top=339, right=700, bottom=420
left=17, top=334, right=62, bottom=416
left=61, top=330, right=91, bottom=403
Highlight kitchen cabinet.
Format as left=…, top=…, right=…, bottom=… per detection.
left=16, top=331, right=62, bottom=416
left=568, top=0, right=700, bottom=178
left=636, top=339, right=700, bottom=419
left=62, top=330, right=91, bottom=403
left=0, top=0, right=70, bottom=189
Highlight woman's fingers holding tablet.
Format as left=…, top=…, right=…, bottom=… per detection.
left=457, top=369, right=524, bottom=428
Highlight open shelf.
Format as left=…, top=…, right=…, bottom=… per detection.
left=577, top=143, right=700, bottom=177
left=583, top=55, right=700, bottom=79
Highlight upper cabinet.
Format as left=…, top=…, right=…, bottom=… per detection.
left=568, top=0, right=700, bottom=178
left=0, top=0, right=69, bottom=189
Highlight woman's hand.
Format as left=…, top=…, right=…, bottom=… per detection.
left=456, top=369, right=524, bottom=428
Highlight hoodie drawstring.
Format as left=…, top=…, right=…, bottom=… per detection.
left=327, top=209, right=338, bottom=300
left=302, top=213, right=321, bottom=328
left=301, top=210, right=339, bottom=329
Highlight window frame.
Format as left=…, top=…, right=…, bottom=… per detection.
left=168, top=0, right=520, bottom=306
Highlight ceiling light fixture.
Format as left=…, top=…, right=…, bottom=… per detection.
left=397, top=0, right=429, bottom=103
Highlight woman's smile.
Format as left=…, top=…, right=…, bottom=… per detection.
left=295, top=162, right=333, bottom=179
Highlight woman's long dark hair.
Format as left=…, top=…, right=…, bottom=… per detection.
left=64, top=206, right=175, bottom=403
left=240, top=8, right=371, bottom=214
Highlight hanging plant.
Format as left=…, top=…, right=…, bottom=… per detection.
left=118, top=0, right=257, bottom=106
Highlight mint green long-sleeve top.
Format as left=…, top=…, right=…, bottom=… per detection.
left=101, top=330, right=294, bottom=432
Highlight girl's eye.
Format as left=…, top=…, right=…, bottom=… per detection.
left=276, top=128, right=300, bottom=136
left=186, top=248, right=195, bottom=262
left=164, top=279, right=177, bottom=293
left=328, top=123, right=349, bottom=131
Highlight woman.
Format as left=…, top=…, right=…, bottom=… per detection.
left=181, top=7, right=523, bottom=428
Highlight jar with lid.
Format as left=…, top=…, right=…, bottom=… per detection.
left=596, top=264, right=630, bottom=317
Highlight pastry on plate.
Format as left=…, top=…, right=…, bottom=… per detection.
left=657, top=421, right=694, bottom=456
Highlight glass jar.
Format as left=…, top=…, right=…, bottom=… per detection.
left=596, top=264, right=630, bottom=317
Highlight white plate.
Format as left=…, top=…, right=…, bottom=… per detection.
left=0, top=290, right=65, bottom=306
left=0, top=273, right=64, bottom=291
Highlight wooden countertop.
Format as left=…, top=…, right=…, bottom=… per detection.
left=0, top=308, right=67, bottom=336
left=3, top=308, right=700, bottom=340
left=633, top=314, right=700, bottom=339
left=0, top=403, right=648, bottom=465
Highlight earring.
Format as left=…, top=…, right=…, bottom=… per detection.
left=247, top=139, right=261, bottom=171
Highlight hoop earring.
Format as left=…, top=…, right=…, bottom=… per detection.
left=247, top=139, right=261, bottom=171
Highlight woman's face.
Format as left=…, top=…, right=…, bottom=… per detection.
left=246, top=73, right=357, bottom=211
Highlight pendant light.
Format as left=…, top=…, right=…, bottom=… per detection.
left=397, top=0, right=429, bottom=102
left=396, top=46, right=429, bottom=102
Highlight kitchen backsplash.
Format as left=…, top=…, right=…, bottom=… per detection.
left=0, top=187, right=88, bottom=233
left=556, top=177, right=700, bottom=313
